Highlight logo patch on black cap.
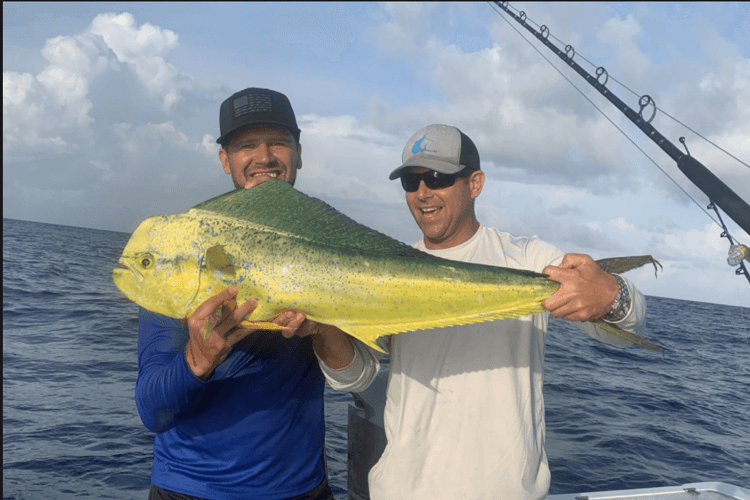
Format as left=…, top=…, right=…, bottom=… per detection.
left=233, top=94, right=273, bottom=118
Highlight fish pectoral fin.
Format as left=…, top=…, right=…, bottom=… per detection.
left=205, top=245, right=236, bottom=277
left=238, top=320, right=288, bottom=331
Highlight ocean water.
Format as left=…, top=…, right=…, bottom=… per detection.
left=3, top=217, right=749, bottom=499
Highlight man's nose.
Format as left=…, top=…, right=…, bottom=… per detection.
left=415, top=180, right=431, bottom=199
left=255, top=143, right=272, bottom=163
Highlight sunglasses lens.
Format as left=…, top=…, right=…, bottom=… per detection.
left=401, top=174, right=421, bottom=192
left=426, top=174, right=453, bottom=190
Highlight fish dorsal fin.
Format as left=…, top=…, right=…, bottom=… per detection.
left=191, top=180, right=428, bottom=258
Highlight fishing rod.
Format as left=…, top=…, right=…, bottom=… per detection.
left=492, top=1, right=750, bottom=285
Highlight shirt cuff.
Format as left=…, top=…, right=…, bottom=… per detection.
left=316, top=340, right=381, bottom=392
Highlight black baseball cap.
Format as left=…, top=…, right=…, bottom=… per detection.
left=216, top=87, right=301, bottom=146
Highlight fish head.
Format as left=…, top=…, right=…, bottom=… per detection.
left=113, top=214, right=203, bottom=318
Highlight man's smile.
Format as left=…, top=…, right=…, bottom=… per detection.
left=418, top=206, right=442, bottom=216
left=246, top=170, right=281, bottom=179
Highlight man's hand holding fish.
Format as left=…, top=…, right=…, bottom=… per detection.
left=183, top=287, right=316, bottom=380
left=542, top=253, right=620, bottom=322
left=276, top=315, right=356, bottom=370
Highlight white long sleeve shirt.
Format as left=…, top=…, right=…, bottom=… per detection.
left=319, top=225, right=646, bottom=500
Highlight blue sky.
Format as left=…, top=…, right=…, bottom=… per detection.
left=4, top=2, right=749, bottom=307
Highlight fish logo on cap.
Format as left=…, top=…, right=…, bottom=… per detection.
left=411, top=135, right=437, bottom=154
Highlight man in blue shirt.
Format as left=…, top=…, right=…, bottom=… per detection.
left=137, top=88, right=353, bottom=500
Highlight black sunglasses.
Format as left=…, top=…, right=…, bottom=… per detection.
left=400, top=169, right=473, bottom=192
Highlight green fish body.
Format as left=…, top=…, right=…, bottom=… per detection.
left=113, top=180, right=660, bottom=353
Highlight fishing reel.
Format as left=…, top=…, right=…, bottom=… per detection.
left=728, top=244, right=749, bottom=267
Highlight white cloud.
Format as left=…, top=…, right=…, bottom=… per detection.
left=112, top=121, right=216, bottom=184
left=3, top=11, right=194, bottom=153
left=365, top=27, right=636, bottom=192
left=199, top=134, right=220, bottom=157
left=88, top=13, right=186, bottom=112
left=3, top=71, right=66, bottom=148
left=89, top=12, right=178, bottom=59
left=3, top=8, right=223, bottom=214
left=36, top=34, right=114, bottom=127
left=89, top=159, right=114, bottom=182
left=272, top=3, right=357, bottom=62
left=365, top=2, right=440, bottom=63
left=3, top=71, right=35, bottom=106
left=662, top=223, right=734, bottom=262
left=596, top=15, right=649, bottom=84
left=609, top=217, right=637, bottom=232
left=297, top=113, right=403, bottom=204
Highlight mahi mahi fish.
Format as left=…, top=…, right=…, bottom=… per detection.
left=113, top=180, right=662, bottom=353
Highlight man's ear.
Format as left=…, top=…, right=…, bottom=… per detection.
left=219, top=148, right=231, bottom=175
left=469, top=170, right=485, bottom=199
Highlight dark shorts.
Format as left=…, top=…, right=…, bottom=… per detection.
left=147, top=476, right=334, bottom=500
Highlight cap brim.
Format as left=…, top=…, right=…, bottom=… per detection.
left=388, top=158, right=466, bottom=180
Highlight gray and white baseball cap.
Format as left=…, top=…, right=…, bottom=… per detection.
left=389, top=124, right=480, bottom=180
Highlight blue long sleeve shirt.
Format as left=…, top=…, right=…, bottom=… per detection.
left=135, top=308, right=326, bottom=500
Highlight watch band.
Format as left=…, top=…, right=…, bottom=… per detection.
left=605, top=274, right=630, bottom=322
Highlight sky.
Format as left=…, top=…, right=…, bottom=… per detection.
left=3, top=2, right=750, bottom=308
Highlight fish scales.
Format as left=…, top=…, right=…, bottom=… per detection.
left=113, top=180, right=661, bottom=353
left=177, top=213, right=553, bottom=337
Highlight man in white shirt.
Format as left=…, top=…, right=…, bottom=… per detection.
left=316, top=124, right=647, bottom=500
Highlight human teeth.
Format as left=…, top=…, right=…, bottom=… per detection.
left=422, top=208, right=439, bottom=213
left=252, top=172, right=278, bottom=178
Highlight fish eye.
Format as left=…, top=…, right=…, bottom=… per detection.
left=139, top=254, right=155, bottom=269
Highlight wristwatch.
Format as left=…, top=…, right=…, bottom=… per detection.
left=605, top=274, right=630, bottom=322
